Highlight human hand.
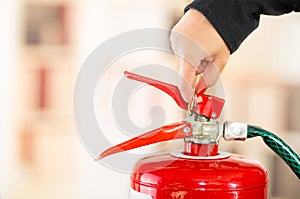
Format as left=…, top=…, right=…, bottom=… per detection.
left=170, top=9, right=230, bottom=103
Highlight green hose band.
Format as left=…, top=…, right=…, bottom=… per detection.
left=247, top=125, right=300, bottom=179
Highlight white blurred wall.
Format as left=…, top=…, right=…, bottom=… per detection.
left=0, top=1, right=19, bottom=198
left=226, top=13, right=300, bottom=85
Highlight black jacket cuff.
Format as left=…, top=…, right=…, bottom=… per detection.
left=185, top=0, right=300, bottom=54
left=185, top=0, right=260, bottom=54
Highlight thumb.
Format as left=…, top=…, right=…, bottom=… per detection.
left=177, top=59, right=197, bottom=103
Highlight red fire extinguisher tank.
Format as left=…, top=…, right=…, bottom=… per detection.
left=130, top=152, right=268, bottom=199
left=97, top=71, right=300, bottom=198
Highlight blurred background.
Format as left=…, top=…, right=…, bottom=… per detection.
left=0, top=0, right=299, bottom=198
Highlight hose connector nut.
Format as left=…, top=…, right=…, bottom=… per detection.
left=223, top=121, right=247, bottom=141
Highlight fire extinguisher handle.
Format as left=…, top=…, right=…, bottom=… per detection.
left=124, top=71, right=225, bottom=119
left=124, top=71, right=188, bottom=110
left=96, top=121, right=192, bottom=160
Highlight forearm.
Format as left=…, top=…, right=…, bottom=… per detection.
left=185, top=0, right=300, bottom=53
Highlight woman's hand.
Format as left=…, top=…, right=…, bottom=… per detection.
left=170, top=9, right=230, bottom=103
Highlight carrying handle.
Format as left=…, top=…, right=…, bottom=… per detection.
left=96, top=121, right=192, bottom=160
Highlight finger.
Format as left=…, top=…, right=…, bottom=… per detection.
left=195, top=56, right=225, bottom=96
left=195, top=76, right=207, bottom=96
left=196, top=58, right=213, bottom=75
left=170, top=30, right=210, bottom=71
left=177, top=59, right=197, bottom=103
left=202, top=62, right=220, bottom=87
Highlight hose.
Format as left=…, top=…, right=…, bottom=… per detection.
left=247, top=125, right=300, bottom=179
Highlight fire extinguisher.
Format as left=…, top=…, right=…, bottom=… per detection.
left=96, top=71, right=300, bottom=199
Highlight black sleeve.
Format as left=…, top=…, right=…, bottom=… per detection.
left=184, top=0, right=300, bottom=54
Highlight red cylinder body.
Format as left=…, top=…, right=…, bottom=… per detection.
left=130, top=152, right=268, bottom=199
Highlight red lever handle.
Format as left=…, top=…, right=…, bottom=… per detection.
left=194, top=94, right=225, bottom=119
left=96, top=121, right=192, bottom=160
left=124, top=71, right=225, bottom=119
left=124, top=71, right=188, bottom=110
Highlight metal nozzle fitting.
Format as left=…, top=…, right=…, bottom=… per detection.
left=223, top=121, right=247, bottom=141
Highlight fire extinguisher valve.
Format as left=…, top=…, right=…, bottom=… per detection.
left=183, top=113, right=221, bottom=157
left=185, top=113, right=220, bottom=144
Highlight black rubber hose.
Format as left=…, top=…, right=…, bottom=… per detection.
left=247, top=125, right=300, bottom=179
